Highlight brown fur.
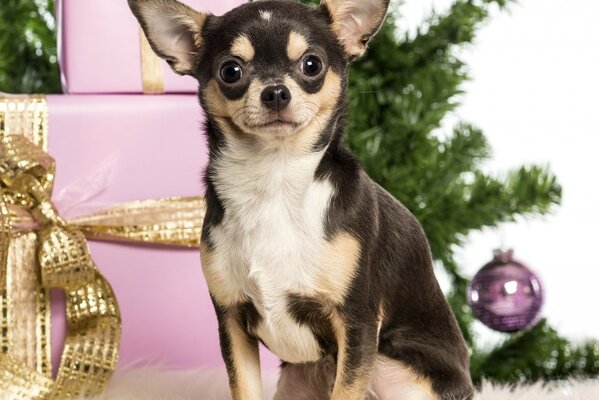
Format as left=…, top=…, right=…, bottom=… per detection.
left=225, top=314, right=263, bottom=400
left=281, top=70, right=342, bottom=154
left=231, top=34, right=256, bottom=62
left=331, top=321, right=375, bottom=400
left=200, top=244, right=238, bottom=307
left=287, top=31, right=310, bottom=61
left=315, top=232, right=361, bottom=304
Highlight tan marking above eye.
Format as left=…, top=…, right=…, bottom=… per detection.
left=230, top=34, right=255, bottom=62
left=287, top=31, right=310, bottom=61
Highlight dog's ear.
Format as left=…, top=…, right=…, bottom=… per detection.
left=128, top=0, right=208, bottom=75
left=322, top=0, right=390, bottom=59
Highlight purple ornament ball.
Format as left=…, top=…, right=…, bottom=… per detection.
left=467, top=250, right=544, bottom=333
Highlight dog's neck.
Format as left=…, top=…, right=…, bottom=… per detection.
left=211, top=130, right=328, bottom=207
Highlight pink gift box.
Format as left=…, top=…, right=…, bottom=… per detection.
left=57, top=0, right=246, bottom=94
left=45, top=95, right=279, bottom=373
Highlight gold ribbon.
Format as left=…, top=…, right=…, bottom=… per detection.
left=69, top=196, right=204, bottom=248
left=0, top=96, right=205, bottom=399
left=140, top=30, right=165, bottom=94
left=0, top=95, right=48, bottom=150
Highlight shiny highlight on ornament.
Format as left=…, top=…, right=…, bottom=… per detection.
left=468, top=249, right=544, bottom=333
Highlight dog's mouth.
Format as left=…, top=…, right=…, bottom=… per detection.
left=233, top=106, right=312, bottom=137
left=250, top=118, right=301, bottom=129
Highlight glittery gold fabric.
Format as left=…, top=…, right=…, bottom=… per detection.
left=0, top=95, right=48, bottom=150
left=69, top=196, right=205, bottom=248
left=0, top=95, right=206, bottom=399
left=1, top=130, right=122, bottom=399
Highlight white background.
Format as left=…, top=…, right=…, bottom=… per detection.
left=399, top=0, right=599, bottom=344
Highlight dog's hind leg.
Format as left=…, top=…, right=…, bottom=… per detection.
left=273, top=356, right=336, bottom=400
left=370, top=355, right=439, bottom=400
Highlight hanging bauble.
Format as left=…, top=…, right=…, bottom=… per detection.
left=467, top=249, right=544, bottom=333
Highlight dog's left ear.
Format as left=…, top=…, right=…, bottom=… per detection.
left=128, top=0, right=208, bottom=75
left=322, top=0, right=390, bottom=59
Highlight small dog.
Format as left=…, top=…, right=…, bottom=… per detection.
left=129, top=0, right=474, bottom=399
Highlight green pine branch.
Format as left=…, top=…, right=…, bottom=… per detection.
left=402, top=0, right=513, bottom=69
left=0, top=0, right=60, bottom=93
left=471, top=320, right=599, bottom=385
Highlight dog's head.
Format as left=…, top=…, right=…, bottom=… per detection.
left=129, top=0, right=389, bottom=150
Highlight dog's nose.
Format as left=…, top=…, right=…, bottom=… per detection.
left=261, top=85, right=292, bottom=111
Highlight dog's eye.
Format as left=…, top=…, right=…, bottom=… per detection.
left=220, top=62, right=243, bottom=83
left=301, top=56, right=323, bottom=77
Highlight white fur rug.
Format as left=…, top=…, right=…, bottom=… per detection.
left=81, top=368, right=599, bottom=399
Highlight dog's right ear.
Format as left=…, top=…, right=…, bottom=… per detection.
left=322, top=0, right=390, bottom=60
left=128, top=0, right=208, bottom=75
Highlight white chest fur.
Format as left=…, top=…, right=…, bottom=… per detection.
left=207, top=138, right=335, bottom=363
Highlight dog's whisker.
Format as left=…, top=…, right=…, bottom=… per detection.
left=232, top=106, right=252, bottom=120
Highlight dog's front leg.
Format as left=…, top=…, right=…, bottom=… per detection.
left=214, top=304, right=263, bottom=400
left=331, top=318, right=378, bottom=400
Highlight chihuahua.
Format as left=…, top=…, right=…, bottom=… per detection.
left=128, top=0, right=474, bottom=399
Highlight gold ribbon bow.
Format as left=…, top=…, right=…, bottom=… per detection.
left=0, top=96, right=206, bottom=399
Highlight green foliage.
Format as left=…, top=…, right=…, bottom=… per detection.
left=2, top=0, right=597, bottom=388
left=471, top=320, right=599, bottom=384
left=0, top=0, right=60, bottom=93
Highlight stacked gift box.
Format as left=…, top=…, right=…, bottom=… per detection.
left=1, top=0, right=278, bottom=398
